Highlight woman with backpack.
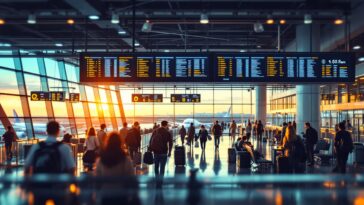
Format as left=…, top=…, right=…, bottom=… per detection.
left=83, top=127, right=100, bottom=171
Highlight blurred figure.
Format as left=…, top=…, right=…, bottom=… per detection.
left=97, top=124, right=107, bottom=149
left=153, top=122, right=158, bottom=130
left=245, top=120, right=252, bottom=139
left=273, top=128, right=281, bottom=144
left=230, top=120, right=237, bottom=143
left=256, top=120, right=264, bottom=141
left=346, top=120, right=352, bottom=130
left=83, top=127, right=100, bottom=171
left=62, top=133, right=72, bottom=144
left=187, top=123, right=195, bottom=148
left=119, top=122, right=129, bottom=149
left=179, top=125, right=187, bottom=145
left=333, top=122, right=354, bottom=173
left=303, top=122, right=318, bottom=166
left=198, top=125, right=208, bottom=152
left=149, top=121, right=173, bottom=188
left=125, top=122, right=141, bottom=160
left=212, top=120, right=222, bottom=149
left=25, top=121, right=75, bottom=175
left=281, top=122, right=288, bottom=143
left=253, top=120, right=258, bottom=139
left=282, top=125, right=297, bottom=169
left=292, top=120, right=297, bottom=131
left=2, top=126, right=15, bottom=161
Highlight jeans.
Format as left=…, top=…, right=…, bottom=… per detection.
left=335, top=151, right=349, bottom=173
left=154, top=154, right=168, bottom=177
left=200, top=140, right=207, bottom=150
left=5, top=144, right=12, bottom=161
left=306, top=143, right=314, bottom=164
left=181, top=135, right=185, bottom=145
left=214, top=135, right=220, bottom=148
left=128, top=147, right=138, bottom=160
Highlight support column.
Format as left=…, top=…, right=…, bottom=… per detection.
left=296, top=24, right=321, bottom=134
left=255, top=85, right=267, bottom=124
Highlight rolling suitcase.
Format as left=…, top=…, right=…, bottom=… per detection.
left=236, top=151, right=251, bottom=168
left=277, top=156, right=292, bottom=173
left=228, top=148, right=236, bottom=163
left=174, top=145, right=186, bottom=166
left=354, top=142, right=364, bottom=165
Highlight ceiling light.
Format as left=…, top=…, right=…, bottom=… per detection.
left=88, top=15, right=99, bottom=20
left=240, top=49, right=246, bottom=52
left=134, top=42, right=140, bottom=46
left=67, top=19, right=74, bottom=25
left=359, top=57, right=364, bottom=62
left=55, top=43, right=63, bottom=47
left=27, top=14, right=36, bottom=24
left=164, top=49, right=170, bottom=52
left=118, top=30, right=126, bottom=35
left=111, top=13, right=119, bottom=24
left=200, top=13, right=209, bottom=24
left=0, top=43, right=11, bottom=47
left=334, top=18, right=344, bottom=25
left=279, top=19, right=286, bottom=24
left=0, top=19, right=5, bottom=25
left=304, top=14, right=312, bottom=24
left=353, top=45, right=361, bottom=50
left=266, top=16, right=274, bottom=24
left=257, top=45, right=261, bottom=48
left=254, top=22, right=264, bottom=33
left=141, top=20, right=152, bottom=32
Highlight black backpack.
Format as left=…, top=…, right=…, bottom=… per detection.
left=32, top=142, right=63, bottom=173
left=339, top=132, right=354, bottom=153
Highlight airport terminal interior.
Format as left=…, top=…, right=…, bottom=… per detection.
left=1, top=0, right=364, bottom=205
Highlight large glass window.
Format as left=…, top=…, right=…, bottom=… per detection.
left=21, top=58, right=39, bottom=74
left=0, top=69, right=19, bottom=94
left=44, top=58, right=60, bottom=79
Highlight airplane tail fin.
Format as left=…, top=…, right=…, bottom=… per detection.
left=224, top=106, right=232, bottom=118
left=13, top=109, right=20, bottom=123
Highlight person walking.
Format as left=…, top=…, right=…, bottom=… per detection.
left=179, top=125, right=187, bottom=145
left=2, top=126, right=16, bottom=162
left=246, top=120, right=252, bottom=141
left=97, top=124, right=107, bottom=149
left=187, top=123, right=195, bottom=148
left=230, top=120, right=237, bottom=144
left=83, top=127, right=100, bottom=171
left=119, top=122, right=129, bottom=149
left=212, top=120, right=222, bottom=149
left=149, top=121, right=173, bottom=188
left=198, top=125, right=209, bottom=152
left=333, top=122, right=354, bottom=173
left=125, top=122, right=141, bottom=160
left=281, top=122, right=288, bottom=144
left=257, top=120, right=264, bottom=141
left=303, top=122, right=318, bottom=166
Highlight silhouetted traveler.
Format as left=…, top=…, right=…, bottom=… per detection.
left=281, top=122, right=288, bottom=144
left=125, top=122, right=141, bottom=160
left=149, top=121, right=173, bottom=188
left=303, top=122, right=318, bottom=166
left=333, top=122, right=354, bottom=173
left=282, top=125, right=297, bottom=169
left=119, top=122, right=129, bottom=149
left=153, top=122, right=158, bottom=130
left=179, top=125, right=187, bottom=145
left=346, top=120, right=352, bottom=129
left=25, top=121, right=75, bottom=175
left=83, top=127, right=100, bottom=171
left=253, top=120, right=258, bottom=138
left=97, top=124, right=107, bottom=149
left=292, top=121, right=297, bottom=131
left=257, top=120, right=264, bottom=141
left=198, top=125, right=209, bottom=151
left=62, top=133, right=72, bottom=144
left=246, top=120, right=252, bottom=140
left=2, top=126, right=15, bottom=161
left=187, top=123, right=195, bottom=147
left=230, top=120, right=237, bottom=143
left=212, top=121, right=222, bottom=149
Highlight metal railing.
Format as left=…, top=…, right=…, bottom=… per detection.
left=0, top=139, right=39, bottom=166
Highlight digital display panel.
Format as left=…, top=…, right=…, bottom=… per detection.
left=69, top=93, right=80, bottom=102
left=132, top=94, right=163, bottom=102
left=30, top=91, right=65, bottom=101
left=80, top=52, right=355, bottom=83
left=171, top=94, right=201, bottom=103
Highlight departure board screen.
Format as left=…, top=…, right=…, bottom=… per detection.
left=132, top=94, right=163, bottom=102
left=30, top=91, right=65, bottom=101
left=69, top=93, right=80, bottom=102
left=80, top=52, right=355, bottom=83
left=171, top=94, right=201, bottom=103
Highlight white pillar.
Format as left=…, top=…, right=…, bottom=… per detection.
left=255, top=85, right=267, bottom=124
left=296, top=24, right=321, bottom=134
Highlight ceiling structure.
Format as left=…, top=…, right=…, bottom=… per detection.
left=0, top=0, right=362, bottom=54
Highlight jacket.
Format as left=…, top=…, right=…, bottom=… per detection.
left=125, top=127, right=141, bottom=148
left=198, top=129, right=208, bottom=141
left=212, top=124, right=222, bottom=136
left=150, top=127, right=173, bottom=155
left=304, top=127, right=317, bottom=144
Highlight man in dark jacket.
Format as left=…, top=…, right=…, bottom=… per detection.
left=256, top=120, right=264, bottom=141
left=150, top=120, right=173, bottom=187
left=333, top=122, right=354, bottom=173
left=2, top=126, right=16, bottom=161
left=125, top=121, right=141, bottom=160
left=212, top=121, right=222, bottom=149
left=303, top=122, right=318, bottom=166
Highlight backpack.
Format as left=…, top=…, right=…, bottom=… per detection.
left=339, top=132, right=354, bottom=153
left=32, top=142, right=63, bottom=173
left=150, top=129, right=162, bottom=153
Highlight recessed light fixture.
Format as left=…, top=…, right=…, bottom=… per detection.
left=353, top=45, right=361, bottom=50
left=111, top=13, right=119, bottom=24
left=334, top=18, right=344, bottom=25
left=134, top=43, right=140, bottom=46
left=164, top=49, right=170, bottom=52
left=88, top=15, right=99, bottom=20
left=266, top=16, right=274, bottom=24
left=118, top=30, right=126, bottom=35
left=240, top=49, right=246, bottom=52
left=67, top=19, right=74, bottom=25
left=27, top=14, right=36, bottom=24
left=304, top=14, right=312, bottom=24
left=359, top=57, right=364, bottom=62
left=0, top=19, right=5, bottom=25
left=200, top=13, right=209, bottom=24
left=55, top=43, right=63, bottom=47
left=279, top=19, right=286, bottom=24
left=257, top=45, right=261, bottom=48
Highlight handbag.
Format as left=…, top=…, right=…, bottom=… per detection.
left=143, top=149, right=154, bottom=165
left=208, top=135, right=212, bottom=141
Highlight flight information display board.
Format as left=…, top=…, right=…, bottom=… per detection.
left=171, top=94, right=201, bottom=103
left=80, top=52, right=355, bottom=83
left=69, top=93, right=80, bottom=102
left=132, top=94, right=163, bottom=102
left=30, top=91, right=66, bottom=101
